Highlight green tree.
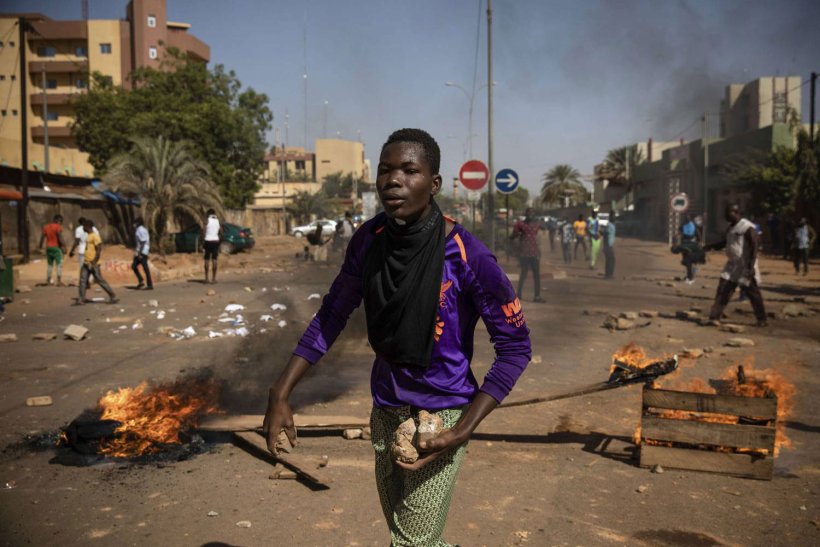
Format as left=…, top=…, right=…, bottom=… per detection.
left=599, top=144, right=645, bottom=187
left=724, top=147, right=797, bottom=218
left=72, top=48, right=272, bottom=208
left=103, top=136, right=224, bottom=254
left=540, top=164, right=588, bottom=207
left=795, top=129, right=820, bottom=224
left=288, top=191, right=333, bottom=223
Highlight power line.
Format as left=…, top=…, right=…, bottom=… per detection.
left=470, top=0, right=482, bottom=119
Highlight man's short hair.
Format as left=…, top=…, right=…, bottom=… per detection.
left=77, top=217, right=86, bottom=224
left=135, top=217, right=144, bottom=225
left=206, top=209, right=216, bottom=216
left=381, top=128, right=441, bottom=174
left=54, top=214, right=63, bottom=222
left=83, top=219, right=94, bottom=227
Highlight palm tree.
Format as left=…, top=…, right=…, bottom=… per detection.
left=540, top=164, right=588, bottom=207
left=599, top=144, right=645, bottom=187
left=104, top=136, right=224, bottom=254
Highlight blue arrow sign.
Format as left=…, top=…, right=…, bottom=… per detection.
left=495, top=168, right=519, bottom=194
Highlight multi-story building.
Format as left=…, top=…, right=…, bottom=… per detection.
left=315, top=138, right=369, bottom=183
left=720, top=76, right=802, bottom=138
left=0, top=0, right=209, bottom=177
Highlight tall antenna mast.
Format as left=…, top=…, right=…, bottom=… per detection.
left=82, top=0, right=89, bottom=20
left=303, top=11, right=308, bottom=149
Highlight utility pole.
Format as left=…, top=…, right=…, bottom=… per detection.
left=303, top=13, right=308, bottom=149
left=42, top=68, right=49, bottom=174
left=486, top=0, right=495, bottom=252
left=701, top=113, right=709, bottom=245
left=323, top=100, right=328, bottom=138
left=18, top=17, right=30, bottom=262
left=811, top=71, right=817, bottom=143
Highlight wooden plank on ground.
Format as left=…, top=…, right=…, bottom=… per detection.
left=640, top=444, right=773, bottom=480
left=198, top=414, right=369, bottom=432
left=642, top=387, right=777, bottom=419
left=641, top=416, right=776, bottom=451
left=232, top=431, right=331, bottom=487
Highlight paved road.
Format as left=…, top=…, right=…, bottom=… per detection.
left=0, top=235, right=818, bottom=546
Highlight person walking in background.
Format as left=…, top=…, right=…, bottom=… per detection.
left=546, top=217, right=557, bottom=253
left=674, top=214, right=705, bottom=284
left=708, top=204, right=767, bottom=327
left=603, top=221, right=616, bottom=279
left=766, top=213, right=781, bottom=255
left=77, top=219, right=117, bottom=305
left=335, top=211, right=356, bottom=253
left=203, top=209, right=222, bottom=284
left=39, top=214, right=66, bottom=286
left=512, top=207, right=545, bottom=302
left=587, top=209, right=602, bottom=269
left=560, top=218, right=573, bottom=264
left=793, top=217, right=816, bottom=276
left=573, top=214, right=588, bottom=260
left=131, top=217, right=153, bottom=290
left=69, top=216, right=99, bottom=283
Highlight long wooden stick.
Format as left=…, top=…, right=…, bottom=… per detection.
left=498, top=381, right=628, bottom=409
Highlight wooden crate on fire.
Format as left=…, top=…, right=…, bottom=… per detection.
left=638, top=385, right=778, bottom=480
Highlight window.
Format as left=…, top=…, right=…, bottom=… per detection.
left=37, top=46, right=56, bottom=57
left=0, top=75, right=4, bottom=81
left=75, top=78, right=87, bottom=89
left=46, top=111, right=58, bottom=121
left=148, top=46, right=158, bottom=59
left=46, top=79, right=57, bottom=89
left=9, top=41, right=14, bottom=47
left=295, top=160, right=306, bottom=170
left=75, top=45, right=87, bottom=57
left=12, top=109, right=17, bottom=116
left=1, top=110, right=6, bottom=116
left=0, top=42, right=4, bottom=48
left=100, top=43, right=112, bottom=54
left=147, top=15, right=157, bottom=27
left=10, top=75, right=15, bottom=81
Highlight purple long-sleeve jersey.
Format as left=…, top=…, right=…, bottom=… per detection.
left=293, top=213, right=532, bottom=410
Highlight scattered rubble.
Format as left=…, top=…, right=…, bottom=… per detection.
left=147, top=299, right=158, bottom=308
left=206, top=289, right=216, bottom=297
left=719, top=323, right=745, bottom=333
left=307, top=293, right=321, bottom=300
left=343, top=428, right=363, bottom=440
left=25, top=396, right=52, bottom=407
left=0, top=334, right=19, bottom=343
left=63, top=325, right=89, bottom=341
left=619, top=311, right=638, bottom=320
left=681, top=348, right=704, bottom=359
left=260, top=314, right=273, bottom=322
left=207, top=511, right=219, bottom=517
left=271, top=303, right=287, bottom=311
left=583, top=308, right=609, bottom=316
left=235, top=520, right=252, bottom=528
left=32, top=333, right=58, bottom=341
left=277, top=320, right=287, bottom=328
left=224, top=304, right=245, bottom=313
left=639, top=310, right=659, bottom=318
left=416, top=410, right=444, bottom=445
left=676, top=310, right=700, bottom=321
left=725, top=337, right=755, bottom=348
left=16, top=285, right=32, bottom=293
left=636, top=485, right=649, bottom=493
left=782, top=303, right=812, bottom=317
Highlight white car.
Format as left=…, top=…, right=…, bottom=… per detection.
left=597, top=212, right=610, bottom=226
left=291, top=219, right=337, bottom=238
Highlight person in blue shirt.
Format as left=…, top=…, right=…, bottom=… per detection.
left=673, top=214, right=705, bottom=284
left=603, top=222, right=616, bottom=279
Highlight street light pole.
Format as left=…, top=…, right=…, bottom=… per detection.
left=323, top=100, right=329, bottom=138
left=486, top=0, right=495, bottom=252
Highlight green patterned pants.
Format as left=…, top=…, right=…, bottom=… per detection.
left=370, top=405, right=467, bottom=547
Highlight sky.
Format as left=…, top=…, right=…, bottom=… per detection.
left=7, top=0, right=820, bottom=197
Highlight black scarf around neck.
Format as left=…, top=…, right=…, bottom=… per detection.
left=362, top=201, right=446, bottom=368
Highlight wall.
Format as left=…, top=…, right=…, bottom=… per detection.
left=87, top=20, right=123, bottom=85
left=224, top=208, right=287, bottom=237
left=253, top=181, right=321, bottom=208
left=315, top=139, right=365, bottom=182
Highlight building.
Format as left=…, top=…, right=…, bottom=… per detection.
left=720, top=76, right=801, bottom=138
left=253, top=139, right=372, bottom=211
left=0, top=0, right=209, bottom=178
left=315, top=138, right=369, bottom=183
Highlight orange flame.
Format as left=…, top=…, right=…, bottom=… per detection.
left=640, top=360, right=795, bottom=456
left=96, top=377, right=221, bottom=457
left=610, top=343, right=672, bottom=374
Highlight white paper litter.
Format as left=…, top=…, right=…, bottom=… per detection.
left=277, top=320, right=287, bottom=328
left=218, top=317, right=235, bottom=323
left=307, top=293, right=321, bottom=300
left=181, top=326, right=196, bottom=338
left=132, top=320, right=143, bottom=330
left=156, top=311, right=166, bottom=320
left=118, top=325, right=127, bottom=330
left=234, top=327, right=249, bottom=337
left=208, top=331, right=223, bottom=338
left=270, top=303, right=287, bottom=311
left=260, top=315, right=273, bottom=322
left=224, top=304, right=245, bottom=312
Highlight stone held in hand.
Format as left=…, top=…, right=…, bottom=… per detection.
left=416, top=410, right=444, bottom=445
left=275, top=429, right=294, bottom=454
left=391, top=417, right=419, bottom=464
left=342, top=428, right=363, bottom=440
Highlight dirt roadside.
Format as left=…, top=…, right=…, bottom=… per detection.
left=0, top=234, right=818, bottom=546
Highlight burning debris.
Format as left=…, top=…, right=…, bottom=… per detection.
left=54, top=373, right=222, bottom=464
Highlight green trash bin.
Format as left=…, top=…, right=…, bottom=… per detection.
left=0, top=257, right=13, bottom=299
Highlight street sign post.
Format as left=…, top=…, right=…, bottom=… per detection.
left=670, top=192, right=689, bottom=213
left=495, top=168, right=519, bottom=194
left=459, top=160, right=489, bottom=191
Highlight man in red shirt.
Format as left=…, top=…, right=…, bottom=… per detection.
left=39, top=214, right=66, bottom=286
left=511, top=208, right=545, bottom=302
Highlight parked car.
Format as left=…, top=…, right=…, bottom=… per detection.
left=597, top=212, right=610, bottom=226
left=290, top=219, right=337, bottom=238
left=173, top=222, right=255, bottom=255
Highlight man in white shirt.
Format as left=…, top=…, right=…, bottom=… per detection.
left=131, top=217, right=153, bottom=290
left=203, top=209, right=223, bottom=284
left=68, top=216, right=100, bottom=281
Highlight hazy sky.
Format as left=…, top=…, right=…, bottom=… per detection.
left=9, top=0, right=819, bottom=196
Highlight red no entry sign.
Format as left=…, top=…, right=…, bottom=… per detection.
left=459, top=160, right=489, bottom=191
